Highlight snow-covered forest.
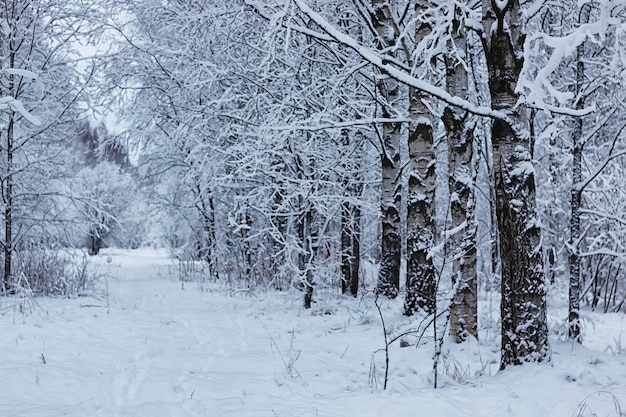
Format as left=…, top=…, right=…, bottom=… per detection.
left=1, top=0, right=626, bottom=415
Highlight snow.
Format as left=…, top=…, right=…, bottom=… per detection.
left=1, top=248, right=626, bottom=417
left=493, top=0, right=510, bottom=13
left=0, top=96, right=41, bottom=125
left=2, top=68, right=38, bottom=80
left=291, top=0, right=509, bottom=121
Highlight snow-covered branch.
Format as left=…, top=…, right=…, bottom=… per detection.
left=259, top=117, right=409, bottom=132
left=519, top=0, right=626, bottom=116
left=574, top=123, right=626, bottom=194
left=0, top=96, right=41, bottom=125
left=244, top=0, right=334, bottom=42
left=292, top=0, right=508, bottom=120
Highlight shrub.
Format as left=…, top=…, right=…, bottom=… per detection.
left=12, top=248, right=100, bottom=297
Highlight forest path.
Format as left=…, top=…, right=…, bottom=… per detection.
left=0, top=249, right=377, bottom=416
left=79, top=249, right=313, bottom=416
left=1, top=249, right=625, bottom=417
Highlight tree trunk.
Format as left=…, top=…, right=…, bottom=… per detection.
left=2, top=46, right=16, bottom=292
left=404, top=0, right=437, bottom=316
left=340, top=129, right=361, bottom=297
left=373, top=0, right=402, bottom=298
left=3, top=114, right=14, bottom=291
left=341, top=201, right=351, bottom=294
left=444, top=12, right=478, bottom=341
left=567, top=138, right=582, bottom=341
left=349, top=203, right=361, bottom=297
left=301, top=205, right=314, bottom=308
left=341, top=195, right=361, bottom=297
left=482, top=0, right=549, bottom=368
left=568, top=31, right=586, bottom=343
left=270, top=166, right=289, bottom=290
left=197, top=188, right=219, bottom=281
left=404, top=89, right=436, bottom=314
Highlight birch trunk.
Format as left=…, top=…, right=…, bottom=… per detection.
left=373, top=0, right=402, bottom=298
left=196, top=186, right=219, bottom=280
left=482, top=0, right=549, bottom=368
left=444, top=12, right=478, bottom=341
left=404, top=86, right=436, bottom=314
left=403, top=0, right=436, bottom=315
left=569, top=114, right=582, bottom=341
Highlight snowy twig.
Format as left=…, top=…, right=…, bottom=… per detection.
left=373, top=293, right=390, bottom=390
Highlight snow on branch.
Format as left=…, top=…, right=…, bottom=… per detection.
left=579, top=208, right=626, bottom=226
left=244, top=0, right=334, bottom=42
left=579, top=247, right=626, bottom=258
left=0, top=67, right=41, bottom=125
left=0, top=96, right=41, bottom=125
left=260, top=117, right=410, bottom=132
left=519, top=1, right=626, bottom=116
left=292, top=0, right=508, bottom=120
left=492, top=0, right=511, bottom=13
left=3, top=68, right=38, bottom=79
left=520, top=29, right=595, bottom=115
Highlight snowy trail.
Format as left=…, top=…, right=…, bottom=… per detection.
left=89, top=254, right=298, bottom=415
left=0, top=250, right=365, bottom=416
left=1, top=249, right=626, bottom=416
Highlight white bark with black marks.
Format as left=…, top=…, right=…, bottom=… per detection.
left=444, top=11, right=478, bottom=340
left=404, top=0, right=437, bottom=315
left=482, top=0, right=549, bottom=368
left=373, top=0, right=402, bottom=298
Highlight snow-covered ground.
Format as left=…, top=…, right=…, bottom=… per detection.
left=1, top=249, right=625, bottom=416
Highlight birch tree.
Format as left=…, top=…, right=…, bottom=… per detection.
left=480, top=0, right=549, bottom=368
left=371, top=0, right=403, bottom=298
left=288, top=0, right=552, bottom=363
left=444, top=3, right=478, bottom=341
left=567, top=1, right=626, bottom=340
left=405, top=0, right=437, bottom=315
left=523, top=0, right=626, bottom=340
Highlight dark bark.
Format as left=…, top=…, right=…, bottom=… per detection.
left=568, top=37, right=585, bottom=342
left=377, top=193, right=401, bottom=299
left=568, top=159, right=582, bottom=341
left=495, top=136, right=549, bottom=368
left=340, top=128, right=362, bottom=297
left=197, top=188, right=219, bottom=280
left=88, top=225, right=103, bottom=256
left=2, top=54, right=16, bottom=292
left=270, top=175, right=289, bottom=290
left=483, top=1, right=549, bottom=368
left=341, top=203, right=351, bottom=294
left=301, top=207, right=314, bottom=308
left=341, top=198, right=361, bottom=297
left=349, top=209, right=361, bottom=297
left=3, top=116, right=14, bottom=291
